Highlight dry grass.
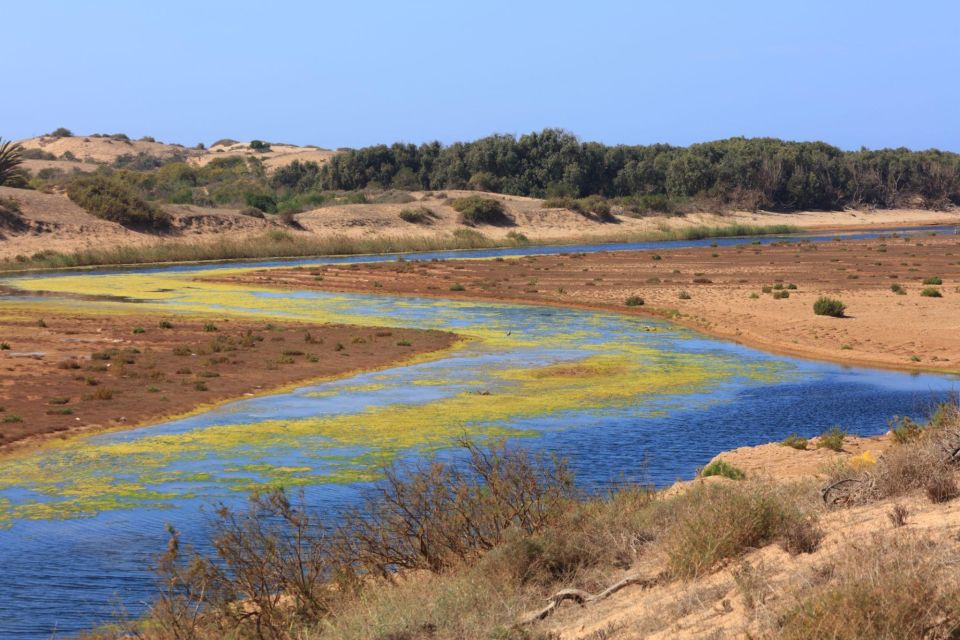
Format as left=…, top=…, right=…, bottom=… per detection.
left=770, top=535, right=960, bottom=640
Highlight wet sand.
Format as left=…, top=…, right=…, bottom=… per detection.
left=210, top=231, right=960, bottom=373
left=0, top=307, right=456, bottom=454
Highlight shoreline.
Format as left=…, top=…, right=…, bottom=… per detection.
left=0, top=308, right=462, bottom=459
left=210, top=232, right=960, bottom=376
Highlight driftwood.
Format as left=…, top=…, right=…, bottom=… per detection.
left=517, top=573, right=661, bottom=626
left=821, top=422, right=960, bottom=506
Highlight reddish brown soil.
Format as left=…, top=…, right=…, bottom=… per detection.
left=209, top=232, right=960, bottom=372
left=0, top=309, right=455, bottom=454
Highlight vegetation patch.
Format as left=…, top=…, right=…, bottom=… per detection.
left=66, top=175, right=171, bottom=230
left=450, top=196, right=511, bottom=226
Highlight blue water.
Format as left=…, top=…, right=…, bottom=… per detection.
left=0, top=227, right=957, bottom=638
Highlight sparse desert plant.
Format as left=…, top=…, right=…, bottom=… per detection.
left=659, top=481, right=811, bottom=578
left=922, top=276, right=943, bottom=285
left=890, top=283, right=906, bottom=294
left=817, top=426, right=846, bottom=451
left=49, top=127, right=73, bottom=137
left=773, top=289, right=790, bottom=299
left=624, top=295, right=644, bottom=307
left=921, top=287, right=943, bottom=297
left=813, top=296, right=846, bottom=317
left=678, top=290, right=691, bottom=300
left=772, top=536, right=960, bottom=640
left=701, top=459, right=746, bottom=480
left=888, top=504, right=909, bottom=527
left=449, top=283, right=466, bottom=291
left=781, top=434, right=808, bottom=450
left=779, top=518, right=823, bottom=555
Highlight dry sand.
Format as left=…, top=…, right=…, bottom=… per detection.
left=214, top=232, right=960, bottom=373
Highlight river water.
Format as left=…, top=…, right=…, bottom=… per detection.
left=0, top=228, right=956, bottom=637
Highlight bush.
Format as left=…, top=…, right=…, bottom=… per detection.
left=450, top=196, right=511, bottom=226
left=813, top=296, right=846, bottom=317
left=779, top=518, right=823, bottom=555
left=238, top=206, right=265, bottom=218
left=781, top=434, right=808, bottom=450
left=398, top=207, right=432, bottom=224
left=774, top=536, right=960, bottom=640
left=49, top=127, right=73, bottom=137
left=701, top=459, right=746, bottom=480
left=0, top=195, right=25, bottom=230
left=244, top=192, right=277, bottom=213
left=817, top=426, right=846, bottom=452
left=249, top=140, right=271, bottom=152
left=624, top=295, right=644, bottom=307
left=922, top=276, right=943, bottom=285
left=890, top=283, right=906, bottom=295
left=66, top=175, right=171, bottom=230
left=211, top=138, right=238, bottom=147
left=921, top=287, right=943, bottom=297
left=660, top=482, right=810, bottom=578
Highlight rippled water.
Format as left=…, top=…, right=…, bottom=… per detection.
left=0, top=230, right=957, bottom=637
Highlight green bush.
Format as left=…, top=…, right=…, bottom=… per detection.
left=398, top=207, right=432, bottom=224
left=922, top=276, right=942, bottom=285
left=249, top=140, right=271, bottom=151
left=66, top=175, right=171, bottom=230
left=920, top=287, right=942, bottom=298
left=701, top=459, right=746, bottom=480
left=813, top=296, right=846, bottom=317
left=890, top=283, right=906, bottom=295
left=450, top=196, right=510, bottom=225
left=624, top=295, right=644, bottom=307
left=817, top=426, right=846, bottom=452
left=244, top=192, right=277, bottom=213
left=49, top=127, right=73, bottom=137
left=781, top=434, right=808, bottom=450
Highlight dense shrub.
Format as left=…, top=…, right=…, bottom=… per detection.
left=701, top=459, right=746, bottom=480
left=243, top=192, right=277, bottom=213
left=921, top=287, right=943, bottom=297
left=922, top=276, right=943, bottom=285
left=624, top=295, right=644, bottom=307
left=813, top=296, right=846, bottom=317
left=450, top=196, right=511, bottom=225
left=0, top=195, right=26, bottom=230
left=66, top=175, right=171, bottom=230
left=249, top=140, right=271, bottom=152
left=49, top=127, right=73, bottom=137
left=398, top=207, right=432, bottom=224
left=781, top=434, right=808, bottom=450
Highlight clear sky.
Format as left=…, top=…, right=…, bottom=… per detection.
left=4, top=0, right=958, bottom=151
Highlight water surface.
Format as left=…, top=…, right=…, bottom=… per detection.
left=0, top=229, right=956, bottom=637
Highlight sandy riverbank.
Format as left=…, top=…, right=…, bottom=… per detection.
left=209, top=230, right=960, bottom=373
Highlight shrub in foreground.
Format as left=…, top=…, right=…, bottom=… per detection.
left=813, top=296, right=846, bottom=317
left=817, top=426, right=846, bottom=452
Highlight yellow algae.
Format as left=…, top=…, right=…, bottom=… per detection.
left=0, top=263, right=792, bottom=524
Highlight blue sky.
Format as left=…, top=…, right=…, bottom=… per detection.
left=5, top=1, right=958, bottom=150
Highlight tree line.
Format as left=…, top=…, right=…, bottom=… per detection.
left=288, top=130, right=960, bottom=211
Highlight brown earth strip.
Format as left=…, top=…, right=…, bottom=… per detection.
left=208, top=232, right=960, bottom=373
left=0, top=308, right=456, bottom=455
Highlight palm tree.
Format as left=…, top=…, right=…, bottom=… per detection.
left=0, top=138, right=25, bottom=186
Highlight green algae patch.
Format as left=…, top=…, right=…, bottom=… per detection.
left=0, top=264, right=791, bottom=524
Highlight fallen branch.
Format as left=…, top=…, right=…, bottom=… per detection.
left=517, top=573, right=661, bottom=626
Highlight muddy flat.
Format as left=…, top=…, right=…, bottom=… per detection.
left=0, top=307, right=455, bottom=454
left=211, top=232, right=960, bottom=372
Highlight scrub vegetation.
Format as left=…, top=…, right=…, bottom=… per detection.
left=91, top=399, right=960, bottom=640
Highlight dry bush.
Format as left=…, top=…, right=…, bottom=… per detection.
left=771, top=535, right=960, bottom=640
left=335, top=441, right=575, bottom=578
left=657, top=481, right=816, bottom=578
left=778, top=518, right=823, bottom=555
